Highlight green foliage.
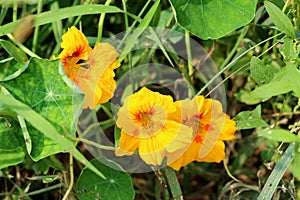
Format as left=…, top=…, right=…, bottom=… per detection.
left=0, top=116, right=25, bottom=169
left=0, top=39, right=27, bottom=63
left=77, top=159, right=135, bottom=200
left=1, top=58, right=83, bottom=160
left=257, top=128, right=299, bottom=142
left=234, top=105, right=268, bottom=129
left=169, top=0, right=257, bottom=39
left=250, top=56, right=278, bottom=86
left=264, top=1, right=296, bottom=38
left=0, top=0, right=299, bottom=199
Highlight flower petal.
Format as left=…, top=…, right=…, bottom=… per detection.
left=58, top=26, right=92, bottom=81
left=197, top=141, right=225, bottom=163
left=115, top=130, right=140, bottom=156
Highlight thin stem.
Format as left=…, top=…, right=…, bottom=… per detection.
left=122, top=0, right=129, bottom=29
left=12, top=0, right=17, bottom=22
left=32, top=0, right=43, bottom=53
left=205, top=38, right=279, bottom=97
left=7, top=33, right=41, bottom=58
left=22, top=184, right=63, bottom=197
left=97, top=0, right=112, bottom=43
left=62, top=154, right=74, bottom=200
left=197, top=32, right=283, bottom=96
left=185, top=30, right=194, bottom=99
left=220, top=26, right=248, bottom=70
left=79, top=137, right=116, bottom=151
left=282, top=0, right=291, bottom=13
left=185, top=30, right=193, bottom=77
left=223, top=160, right=241, bottom=183
left=116, top=0, right=151, bottom=52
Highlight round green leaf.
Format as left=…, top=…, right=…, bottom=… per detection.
left=1, top=57, right=84, bottom=161
left=77, top=159, right=135, bottom=200
left=169, top=0, right=257, bottom=39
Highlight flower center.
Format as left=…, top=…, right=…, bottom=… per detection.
left=185, top=115, right=201, bottom=134
left=139, top=112, right=151, bottom=127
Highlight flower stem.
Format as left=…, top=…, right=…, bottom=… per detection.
left=164, top=167, right=183, bottom=200
left=97, top=0, right=112, bottom=42
left=62, top=153, right=74, bottom=200
left=32, top=0, right=43, bottom=53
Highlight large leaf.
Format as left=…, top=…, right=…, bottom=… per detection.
left=77, top=159, right=135, bottom=200
left=234, top=105, right=268, bottom=129
left=0, top=115, right=25, bottom=169
left=0, top=58, right=84, bottom=161
left=264, top=1, right=296, bottom=38
left=169, top=0, right=257, bottom=39
left=0, top=94, right=105, bottom=179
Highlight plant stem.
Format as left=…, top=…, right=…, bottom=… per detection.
left=97, top=0, right=112, bottom=42
left=220, top=26, right=248, bottom=70
left=185, top=30, right=194, bottom=99
left=164, top=167, right=183, bottom=200
left=32, top=0, right=43, bottom=53
left=62, top=154, right=74, bottom=200
left=7, top=33, right=41, bottom=58
left=196, top=32, right=283, bottom=96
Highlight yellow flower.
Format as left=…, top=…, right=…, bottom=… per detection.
left=58, top=26, right=120, bottom=109
left=115, top=87, right=193, bottom=166
left=167, top=96, right=237, bottom=171
left=58, top=26, right=92, bottom=81
left=75, top=43, right=120, bottom=109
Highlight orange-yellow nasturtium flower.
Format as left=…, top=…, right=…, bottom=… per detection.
left=58, top=26, right=120, bottom=109
left=115, top=87, right=194, bottom=166
left=75, top=43, right=120, bottom=108
left=167, top=96, right=237, bottom=171
left=58, top=26, right=92, bottom=81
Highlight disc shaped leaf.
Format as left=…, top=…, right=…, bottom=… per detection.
left=169, top=0, right=257, bottom=39
left=77, top=159, right=135, bottom=200
left=0, top=57, right=84, bottom=161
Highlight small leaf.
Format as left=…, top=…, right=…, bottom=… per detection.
left=249, top=62, right=297, bottom=101
left=250, top=56, right=278, bottom=86
left=279, top=37, right=299, bottom=62
left=0, top=39, right=28, bottom=63
left=264, top=1, right=296, bottom=38
left=77, top=159, right=135, bottom=200
left=0, top=116, right=25, bottom=169
left=169, top=0, right=257, bottom=39
left=257, top=128, right=299, bottom=142
left=234, top=90, right=262, bottom=105
left=234, top=105, right=268, bottom=129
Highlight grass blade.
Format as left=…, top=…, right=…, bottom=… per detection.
left=0, top=4, right=122, bottom=37
left=257, top=142, right=295, bottom=200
